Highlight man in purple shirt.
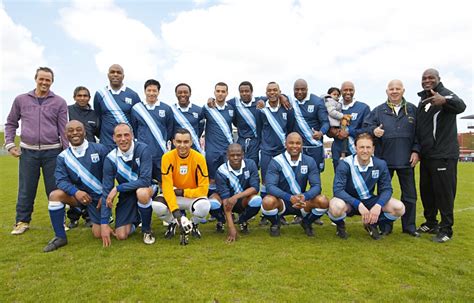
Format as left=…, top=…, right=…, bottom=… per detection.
left=5, top=67, right=68, bottom=235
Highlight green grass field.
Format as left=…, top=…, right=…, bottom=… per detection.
left=0, top=154, right=473, bottom=302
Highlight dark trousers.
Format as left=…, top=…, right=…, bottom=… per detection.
left=16, top=148, right=61, bottom=223
left=419, top=159, right=457, bottom=236
left=389, top=168, right=417, bottom=233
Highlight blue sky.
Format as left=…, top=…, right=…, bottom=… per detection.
left=1, top=0, right=472, bottom=131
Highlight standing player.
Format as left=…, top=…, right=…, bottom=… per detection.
left=201, top=82, right=234, bottom=195
left=101, top=123, right=155, bottom=246
left=209, top=143, right=261, bottom=242
left=257, top=82, right=295, bottom=196
left=131, top=79, right=174, bottom=186
left=328, top=133, right=405, bottom=240
left=328, top=81, right=370, bottom=170
left=93, top=64, right=141, bottom=149
left=152, top=128, right=211, bottom=245
left=43, top=120, right=108, bottom=252
left=290, top=79, right=329, bottom=172
left=261, top=133, right=329, bottom=237
left=364, top=79, right=420, bottom=237
left=171, top=83, right=205, bottom=154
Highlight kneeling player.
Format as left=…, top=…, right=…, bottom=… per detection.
left=261, top=132, right=329, bottom=237
left=44, top=120, right=109, bottom=252
left=101, top=123, right=156, bottom=247
left=328, top=133, right=405, bottom=240
left=209, top=143, right=261, bottom=242
left=152, top=128, right=210, bottom=245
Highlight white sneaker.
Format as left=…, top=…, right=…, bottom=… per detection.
left=11, top=222, right=29, bottom=235
left=143, top=232, right=156, bottom=245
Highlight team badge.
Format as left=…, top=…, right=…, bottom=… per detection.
left=159, top=110, right=165, bottom=117
left=135, top=158, right=140, bottom=166
left=282, top=113, right=287, bottom=120
left=301, top=165, right=308, bottom=174
left=180, top=165, right=188, bottom=175
left=229, top=110, right=234, bottom=117
left=125, top=97, right=132, bottom=105
left=308, top=105, right=314, bottom=113
left=193, top=112, right=199, bottom=119
left=372, top=170, right=379, bottom=179
left=90, top=153, right=99, bottom=163
left=351, top=113, right=358, bottom=120
left=244, top=170, right=250, bottom=179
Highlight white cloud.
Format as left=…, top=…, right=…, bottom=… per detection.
left=160, top=0, right=473, bottom=109
left=58, top=0, right=162, bottom=82
left=0, top=4, right=46, bottom=92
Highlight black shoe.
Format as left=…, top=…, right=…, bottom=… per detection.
left=279, top=216, right=289, bottom=226
left=300, top=220, right=314, bottom=237
left=403, top=229, right=421, bottom=238
left=379, top=222, right=393, bottom=236
left=313, top=218, right=324, bottom=226
left=417, top=223, right=438, bottom=234
left=68, top=220, right=79, bottom=229
left=216, top=222, right=225, bottom=233
left=164, top=222, right=177, bottom=239
left=191, top=223, right=202, bottom=239
left=269, top=224, right=280, bottom=237
left=432, top=232, right=451, bottom=243
left=179, top=231, right=189, bottom=246
left=84, top=220, right=93, bottom=228
left=364, top=224, right=381, bottom=240
left=291, top=216, right=302, bottom=225
left=239, top=222, right=249, bottom=234
left=336, top=222, right=348, bottom=239
left=43, top=236, right=68, bottom=252
left=259, top=216, right=269, bottom=226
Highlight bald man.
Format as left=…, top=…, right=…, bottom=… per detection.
left=415, top=68, right=466, bottom=243
left=93, top=64, right=141, bottom=149
left=364, top=80, right=420, bottom=237
left=329, top=81, right=371, bottom=171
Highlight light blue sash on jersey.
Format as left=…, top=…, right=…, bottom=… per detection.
left=218, top=164, right=243, bottom=194
left=290, top=97, right=322, bottom=147
left=99, top=88, right=129, bottom=124
left=343, top=155, right=371, bottom=200
left=205, top=104, right=233, bottom=144
left=170, top=105, right=204, bottom=154
left=64, top=149, right=102, bottom=195
left=348, top=136, right=356, bottom=154
left=261, top=108, right=286, bottom=146
left=108, top=150, right=138, bottom=182
left=235, top=98, right=257, bottom=137
left=273, top=154, right=301, bottom=195
left=133, top=103, right=167, bottom=153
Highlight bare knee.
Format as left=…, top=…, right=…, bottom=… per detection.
left=136, top=187, right=152, bottom=204
left=49, top=189, right=66, bottom=201
left=329, top=198, right=347, bottom=217
left=262, top=195, right=278, bottom=210
left=315, top=194, right=329, bottom=209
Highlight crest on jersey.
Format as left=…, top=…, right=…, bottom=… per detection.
left=90, top=153, right=99, bottom=163
left=301, top=165, right=308, bottom=174
left=229, top=110, right=234, bottom=117
left=372, top=169, right=379, bottom=179
left=159, top=110, right=165, bottom=117
left=125, top=97, right=132, bottom=105
left=351, top=113, right=358, bottom=120
left=307, top=105, right=314, bottom=113
left=244, top=170, right=250, bottom=179
left=135, top=158, right=140, bottom=166
left=282, top=113, right=287, bottom=120
left=180, top=165, right=188, bottom=175
left=193, top=112, right=199, bottom=119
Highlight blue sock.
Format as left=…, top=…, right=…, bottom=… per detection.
left=239, top=206, right=260, bottom=224
left=210, top=208, right=226, bottom=223
left=48, top=202, right=66, bottom=239
left=328, top=212, right=346, bottom=227
left=137, top=200, right=153, bottom=233
left=303, top=208, right=327, bottom=224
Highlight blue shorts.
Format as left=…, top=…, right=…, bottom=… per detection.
left=237, top=137, right=260, bottom=168
left=85, top=200, right=101, bottom=225
left=279, top=198, right=303, bottom=217
left=152, top=157, right=162, bottom=182
left=115, top=193, right=139, bottom=228
left=347, top=196, right=379, bottom=217
left=303, top=146, right=324, bottom=172
left=205, top=150, right=227, bottom=180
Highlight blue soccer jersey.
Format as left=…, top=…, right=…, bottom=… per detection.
left=257, top=102, right=295, bottom=156
left=171, top=103, right=205, bottom=153
left=215, top=159, right=260, bottom=199
left=290, top=93, right=329, bottom=146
